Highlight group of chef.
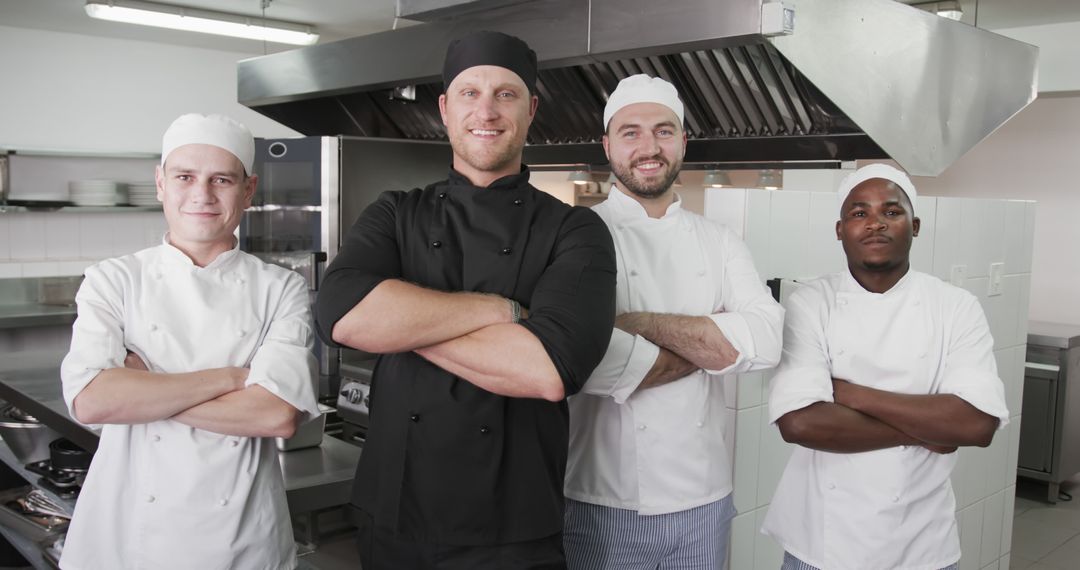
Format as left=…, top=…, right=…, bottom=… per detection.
left=55, top=28, right=1009, bottom=570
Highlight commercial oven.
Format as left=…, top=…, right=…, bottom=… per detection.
left=240, top=136, right=451, bottom=400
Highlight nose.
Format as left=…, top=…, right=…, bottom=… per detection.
left=638, top=132, right=661, bottom=156
left=867, top=215, right=887, bottom=230
left=189, top=179, right=215, bottom=204
left=476, top=93, right=499, bottom=120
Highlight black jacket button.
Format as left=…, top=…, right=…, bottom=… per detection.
left=438, top=192, right=447, bottom=199
left=432, top=241, right=442, bottom=248
left=501, top=247, right=512, bottom=255
left=479, top=425, right=491, bottom=435
left=410, top=414, right=420, bottom=422
left=513, top=199, right=523, bottom=206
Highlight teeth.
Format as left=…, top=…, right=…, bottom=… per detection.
left=471, top=129, right=500, bottom=136
left=636, top=162, right=661, bottom=169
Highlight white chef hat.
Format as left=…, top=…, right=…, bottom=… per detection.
left=603, top=74, right=685, bottom=131
left=837, top=163, right=918, bottom=209
left=161, top=113, right=255, bottom=175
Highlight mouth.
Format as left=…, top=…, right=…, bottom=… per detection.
left=632, top=159, right=667, bottom=176
left=469, top=128, right=504, bottom=138
left=861, top=235, right=892, bottom=246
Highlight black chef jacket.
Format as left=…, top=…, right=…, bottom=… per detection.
left=315, top=167, right=616, bottom=545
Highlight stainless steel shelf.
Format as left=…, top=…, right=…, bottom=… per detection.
left=0, top=205, right=161, bottom=214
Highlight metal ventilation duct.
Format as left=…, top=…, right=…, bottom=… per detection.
left=238, top=0, right=1038, bottom=176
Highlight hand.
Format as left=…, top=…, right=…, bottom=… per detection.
left=124, top=351, right=149, bottom=371
left=921, top=443, right=958, bottom=454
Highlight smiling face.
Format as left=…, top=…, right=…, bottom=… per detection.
left=603, top=102, right=687, bottom=202
left=156, top=143, right=256, bottom=261
left=439, top=65, right=538, bottom=187
left=836, top=178, right=920, bottom=277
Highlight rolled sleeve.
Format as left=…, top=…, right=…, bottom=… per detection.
left=315, top=191, right=403, bottom=346
left=936, top=294, right=1010, bottom=427
left=579, top=328, right=659, bottom=404
left=520, top=208, right=617, bottom=396
left=706, top=224, right=784, bottom=375
left=60, top=263, right=126, bottom=426
left=246, top=273, right=321, bottom=423
left=766, top=285, right=834, bottom=424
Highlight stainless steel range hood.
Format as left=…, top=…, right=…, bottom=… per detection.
left=237, top=0, right=1037, bottom=176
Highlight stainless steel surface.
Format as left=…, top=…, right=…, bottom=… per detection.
left=1018, top=332, right=1080, bottom=502
left=769, top=0, right=1038, bottom=176
left=276, top=403, right=334, bottom=452
left=0, top=351, right=361, bottom=515
left=1027, top=320, right=1080, bottom=350
left=0, top=305, right=77, bottom=330
left=397, top=0, right=532, bottom=21
left=0, top=404, right=63, bottom=465
left=238, top=0, right=1036, bottom=173
left=0, top=154, right=8, bottom=203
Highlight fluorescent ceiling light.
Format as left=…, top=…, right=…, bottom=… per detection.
left=85, top=0, right=319, bottom=46
left=911, top=1, right=963, bottom=21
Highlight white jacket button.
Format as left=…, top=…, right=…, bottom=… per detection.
left=146, top=495, right=155, bottom=503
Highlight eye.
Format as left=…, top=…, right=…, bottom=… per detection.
left=497, top=90, right=517, bottom=99
left=850, top=210, right=866, bottom=218
left=176, top=174, right=191, bottom=182
left=657, top=128, right=674, bottom=137
left=213, top=177, right=234, bottom=185
left=621, top=130, right=638, bottom=139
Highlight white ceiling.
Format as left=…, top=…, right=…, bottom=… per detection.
left=1, top=0, right=1079, bottom=56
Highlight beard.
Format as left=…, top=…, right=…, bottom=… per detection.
left=611, top=155, right=682, bottom=199
left=447, top=122, right=527, bottom=179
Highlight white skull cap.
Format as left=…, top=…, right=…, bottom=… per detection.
left=161, top=113, right=255, bottom=175
left=837, top=163, right=918, bottom=207
left=603, top=74, right=685, bottom=130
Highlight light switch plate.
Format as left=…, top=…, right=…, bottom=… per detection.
left=950, top=264, right=967, bottom=287
left=988, top=262, right=1004, bottom=296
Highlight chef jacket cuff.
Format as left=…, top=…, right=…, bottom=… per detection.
left=766, top=366, right=834, bottom=424
left=583, top=329, right=658, bottom=404
left=939, top=368, right=1011, bottom=428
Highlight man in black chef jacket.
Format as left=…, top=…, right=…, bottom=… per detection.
left=315, top=30, right=617, bottom=569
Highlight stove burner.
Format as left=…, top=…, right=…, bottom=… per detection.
left=26, top=459, right=85, bottom=498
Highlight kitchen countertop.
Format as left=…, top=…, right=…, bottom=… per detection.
left=0, top=304, right=77, bottom=330
left=0, top=350, right=360, bottom=515
left=1028, top=320, right=1080, bottom=350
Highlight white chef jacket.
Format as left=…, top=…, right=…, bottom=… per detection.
left=565, top=189, right=783, bottom=515
left=761, top=269, right=1009, bottom=570
left=59, top=237, right=319, bottom=570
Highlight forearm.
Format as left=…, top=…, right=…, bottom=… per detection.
left=331, top=279, right=513, bottom=353
left=618, top=312, right=738, bottom=371
left=636, top=347, right=699, bottom=392
left=834, top=381, right=999, bottom=447
left=776, top=402, right=920, bottom=453
left=171, top=385, right=300, bottom=438
left=72, top=367, right=244, bottom=425
left=414, top=323, right=564, bottom=401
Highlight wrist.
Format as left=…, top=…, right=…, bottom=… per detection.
left=506, top=298, right=522, bottom=324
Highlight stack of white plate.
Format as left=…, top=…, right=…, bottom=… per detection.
left=69, top=180, right=128, bottom=207
left=127, top=182, right=159, bottom=207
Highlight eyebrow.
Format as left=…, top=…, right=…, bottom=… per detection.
left=615, top=120, right=679, bottom=133
left=167, top=167, right=242, bottom=178
left=847, top=200, right=906, bottom=209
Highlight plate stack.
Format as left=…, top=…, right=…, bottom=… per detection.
left=68, top=180, right=128, bottom=207
left=127, top=181, right=159, bottom=207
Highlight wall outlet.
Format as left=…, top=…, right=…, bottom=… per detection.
left=950, top=264, right=967, bottom=287
left=988, top=262, right=1004, bottom=296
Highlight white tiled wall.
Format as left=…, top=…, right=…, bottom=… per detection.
left=0, top=211, right=166, bottom=278
left=705, top=188, right=1034, bottom=570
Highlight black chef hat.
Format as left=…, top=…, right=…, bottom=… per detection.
left=442, top=30, right=537, bottom=94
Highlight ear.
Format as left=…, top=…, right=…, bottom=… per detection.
left=912, top=216, right=921, bottom=237
left=155, top=164, right=165, bottom=203
left=243, top=174, right=259, bottom=208
left=602, top=134, right=611, bottom=160
left=835, top=219, right=842, bottom=241
left=529, top=94, right=539, bottom=118
left=438, top=93, right=449, bottom=127
left=680, top=131, right=688, bottom=159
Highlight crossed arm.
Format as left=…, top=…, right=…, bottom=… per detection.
left=73, top=354, right=301, bottom=438
left=332, top=279, right=564, bottom=401
left=617, top=312, right=738, bottom=392
left=777, top=379, right=998, bottom=453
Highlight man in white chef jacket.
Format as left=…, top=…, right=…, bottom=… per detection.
left=59, top=113, right=320, bottom=570
left=761, top=164, right=1009, bottom=570
left=563, top=74, right=784, bottom=569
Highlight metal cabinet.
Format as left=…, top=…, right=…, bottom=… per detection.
left=1018, top=321, right=1080, bottom=502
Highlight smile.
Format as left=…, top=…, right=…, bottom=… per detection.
left=470, top=129, right=503, bottom=137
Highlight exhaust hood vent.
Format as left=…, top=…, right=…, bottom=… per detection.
left=239, top=0, right=1037, bottom=176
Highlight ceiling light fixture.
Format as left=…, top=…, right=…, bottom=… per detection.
left=702, top=170, right=732, bottom=188
left=759, top=169, right=782, bottom=190
left=84, top=0, right=320, bottom=46
left=568, top=168, right=591, bottom=186
left=911, top=1, right=963, bottom=21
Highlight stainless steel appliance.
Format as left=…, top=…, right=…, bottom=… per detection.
left=238, top=0, right=1037, bottom=177
left=336, top=362, right=373, bottom=447
left=241, top=136, right=450, bottom=398
left=1018, top=321, right=1080, bottom=503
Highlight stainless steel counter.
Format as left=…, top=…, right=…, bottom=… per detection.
left=0, top=304, right=77, bottom=330
left=1028, top=320, right=1080, bottom=350
left=0, top=350, right=360, bottom=515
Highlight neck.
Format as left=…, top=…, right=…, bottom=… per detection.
left=617, top=185, right=676, bottom=219
left=166, top=234, right=236, bottom=268
left=848, top=261, right=910, bottom=294
left=453, top=157, right=521, bottom=188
